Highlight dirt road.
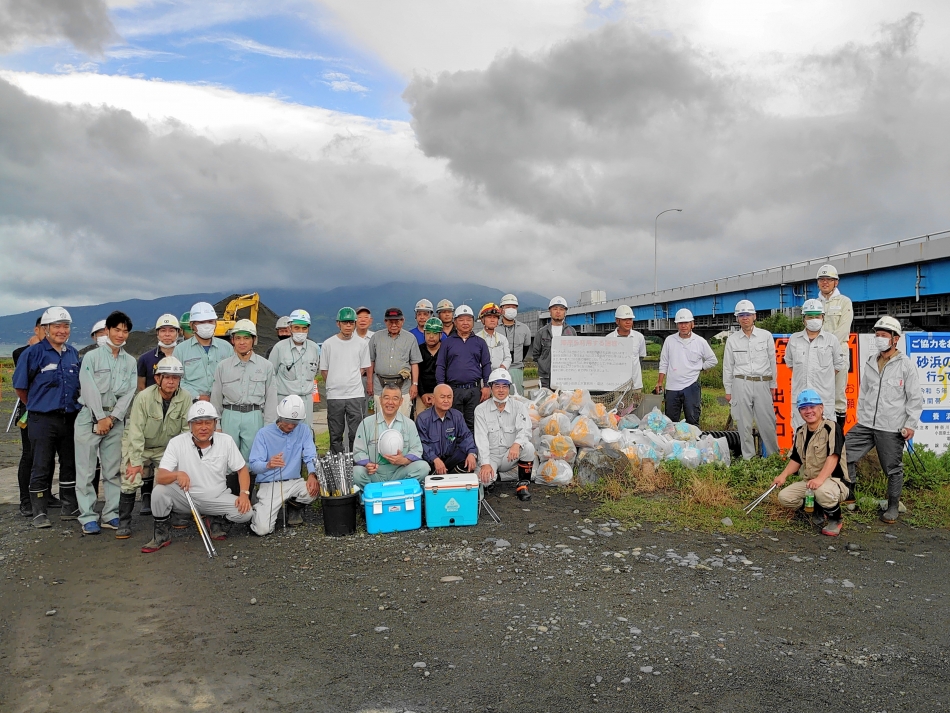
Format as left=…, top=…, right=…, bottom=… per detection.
left=1, top=490, right=948, bottom=712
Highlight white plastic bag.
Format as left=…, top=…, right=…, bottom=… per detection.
left=641, top=407, right=674, bottom=436
left=537, top=459, right=574, bottom=486
left=539, top=434, right=577, bottom=463
left=540, top=412, right=572, bottom=437
left=569, top=415, right=602, bottom=448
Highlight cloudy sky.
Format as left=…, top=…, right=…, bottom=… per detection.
left=1, top=0, right=949, bottom=316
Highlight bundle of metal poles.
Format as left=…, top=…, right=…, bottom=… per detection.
left=318, top=452, right=354, bottom=497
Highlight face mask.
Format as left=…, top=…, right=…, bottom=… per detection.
left=96, top=336, right=110, bottom=347
left=493, top=395, right=509, bottom=405
left=105, top=336, right=124, bottom=349
left=874, top=336, right=893, bottom=352
left=195, top=324, right=215, bottom=339
left=158, top=337, right=178, bottom=349
left=503, top=308, right=517, bottom=320
left=292, top=332, right=308, bottom=344
left=805, top=319, right=823, bottom=332
left=278, top=334, right=290, bottom=341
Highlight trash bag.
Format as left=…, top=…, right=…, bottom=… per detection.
left=620, top=446, right=642, bottom=469
left=666, top=442, right=702, bottom=468
left=527, top=402, right=540, bottom=428
left=697, top=435, right=731, bottom=467
left=569, top=415, right=601, bottom=448
left=618, top=413, right=641, bottom=430
left=539, top=434, right=577, bottom=463
left=584, top=401, right=616, bottom=429
left=635, top=443, right=658, bottom=462
left=530, top=387, right=554, bottom=405
left=537, top=459, right=574, bottom=486
left=600, top=428, right=624, bottom=449
left=540, top=412, right=572, bottom=437
left=538, top=392, right=562, bottom=418
left=575, top=446, right=631, bottom=486
left=641, top=407, right=674, bottom=436
left=672, top=421, right=702, bottom=442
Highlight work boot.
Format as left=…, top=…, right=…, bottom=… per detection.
left=44, top=490, right=63, bottom=508
left=286, top=500, right=304, bottom=527
left=58, top=485, right=80, bottom=520
left=116, top=492, right=136, bottom=539
left=810, top=504, right=827, bottom=528
left=880, top=497, right=901, bottom=524
left=843, top=483, right=856, bottom=505
left=140, top=476, right=154, bottom=516
left=141, top=517, right=172, bottom=553
left=170, top=511, right=192, bottom=529
left=19, top=501, right=32, bottom=518
left=516, top=461, right=533, bottom=501
left=835, top=412, right=847, bottom=428
left=29, top=492, right=51, bottom=529
left=821, top=519, right=844, bottom=537
left=516, top=482, right=532, bottom=502
left=206, top=516, right=228, bottom=541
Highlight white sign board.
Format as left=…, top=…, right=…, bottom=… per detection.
left=904, top=332, right=950, bottom=454
left=550, top=336, right=634, bottom=391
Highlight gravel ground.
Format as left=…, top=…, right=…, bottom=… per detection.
left=1, top=488, right=948, bottom=713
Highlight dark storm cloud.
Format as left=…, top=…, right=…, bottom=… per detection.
left=0, top=0, right=116, bottom=54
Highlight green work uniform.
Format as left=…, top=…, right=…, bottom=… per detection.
left=268, top=338, right=320, bottom=420
left=211, top=353, right=278, bottom=461
left=172, top=336, right=234, bottom=400
left=75, top=345, right=137, bottom=526
left=351, top=411, right=430, bottom=487
left=120, top=385, right=191, bottom=494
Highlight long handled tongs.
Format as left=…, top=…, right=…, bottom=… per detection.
left=905, top=439, right=927, bottom=478
left=184, top=490, right=217, bottom=558
left=743, top=484, right=777, bottom=515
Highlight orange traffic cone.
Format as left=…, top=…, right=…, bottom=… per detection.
left=312, top=378, right=320, bottom=403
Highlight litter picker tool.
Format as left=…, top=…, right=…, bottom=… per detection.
left=184, top=489, right=217, bottom=558
left=480, top=496, right=501, bottom=523
left=905, top=439, right=927, bottom=479
left=743, top=484, right=777, bottom=515
left=6, top=399, right=20, bottom=433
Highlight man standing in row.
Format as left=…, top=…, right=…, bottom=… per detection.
left=531, top=296, right=577, bottom=390
left=415, top=317, right=444, bottom=418
left=13, top=308, right=81, bottom=528
left=437, top=305, right=492, bottom=432
left=436, top=300, right=455, bottom=338
left=416, top=384, right=478, bottom=474
left=355, top=306, right=374, bottom=413
left=173, top=302, right=233, bottom=401
left=369, top=307, right=421, bottom=418
left=655, top=309, right=718, bottom=426
left=269, top=309, right=321, bottom=421
left=606, top=305, right=647, bottom=394
left=11, top=317, right=43, bottom=517
left=498, top=294, right=533, bottom=396
left=476, top=304, right=511, bottom=370
left=816, top=264, right=854, bottom=426
left=785, top=299, right=844, bottom=430
left=137, top=314, right=181, bottom=391
left=722, top=300, right=779, bottom=459
left=408, top=299, right=435, bottom=344
left=320, top=307, right=371, bottom=453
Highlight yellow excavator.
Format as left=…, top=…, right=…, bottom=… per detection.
left=214, top=293, right=260, bottom=337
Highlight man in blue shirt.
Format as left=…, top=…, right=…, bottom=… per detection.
left=407, top=299, right=435, bottom=344
left=435, top=305, right=492, bottom=432
left=416, top=384, right=477, bottom=474
left=12, top=307, right=82, bottom=528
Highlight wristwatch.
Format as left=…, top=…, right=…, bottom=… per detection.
left=241, top=490, right=251, bottom=496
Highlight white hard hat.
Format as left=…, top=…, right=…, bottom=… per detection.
left=802, top=299, right=825, bottom=315
left=873, top=316, right=902, bottom=336
left=155, top=356, right=184, bottom=376
left=734, top=299, right=756, bottom=316
left=674, top=308, right=694, bottom=323
left=289, top=309, right=311, bottom=326
left=41, top=307, right=72, bottom=326
left=488, top=368, right=513, bottom=385
left=275, top=316, right=292, bottom=329
left=500, top=293, right=519, bottom=307
left=414, top=299, right=434, bottom=313
left=187, top=401, right=219, bottom=422
left=277, top=394, right=306, bottom=420
left=454, top=305, right=474, bottom=318
left=90, top=319, right=107, bottom=337
left=231, top=319, right=257, bottom=337
left=817, top=264, right=839, bottom=280
left=436, top=299, right=455, bottom=312
left=549, top=296, right=568, bottom=308
left=155, top=313, right=180, bottom=330
left=377, top=429, right=404, bottom=457
left=615, top=305, right=634, bottom=320
left=189, top=302, right=217, bottom=322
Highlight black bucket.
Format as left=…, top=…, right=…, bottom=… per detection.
left=701, top=430, right=742, bottom=458
left=321, top=493, right=359, bottom=537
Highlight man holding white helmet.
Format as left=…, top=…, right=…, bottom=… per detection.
left=473, top=368, right=536, bottom=501
left=784, top=299, right=845, bottom=430
left=137, top=314, right=181, bottom=391
left=74, top=310, right=138, bottom=535
left=352, top=384, right=429, bottom=488
left=119, top=356, right=192, bottom=538
left=845, top=316, right=922, bottom=524
left=723, top=300, right=779, bottom=459
left=13, top=307, right=82, bottom=528
left=248, top=395, right=320, bottom=534
left=816, top=264, right=854, bottom=425
left=655, top=309, right=718, bottom=426
left=408, top=299, right=437, bottom=344
left=606, top=305, right=647, bottom=392
left=269, top=308, right=321, bottom=421
left=531, top=296, right=578, bottom=390
left=211, top=319, right=277, bottom=463
left=172, top=302, right=233, bottom=401
left=142, top=402, right=252, bottom=552
left=436, top=304, right=493, bottom=432
left=498, top=294, right=533, bottom=396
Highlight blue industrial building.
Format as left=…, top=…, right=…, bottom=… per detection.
left=542, top=229, right=950, bottom=336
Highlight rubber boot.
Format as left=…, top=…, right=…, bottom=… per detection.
left=516, top=460, right=533, bottom=501
left=30, top=491, right=51, bottom=529
left=140, top=475, right=154, bottom=516
left=58, top=485, right=80, bottom=520
left=206, top=516, right=228, bottom=541
left=835, top=412, right=847, bottom=429
left=116, top=492, right=136, bottom=539
left=286, top=499, right=304, bottom=526
left=44, top=489, right=63, bottom=508
left=821, top=505, right=843, bottom=536
left=19, top=501, right=32, bottom=517
left=880, top=496, right=900, bottom=524
left=141, top=517, right=172, bottom=553
left=810, top=503, right=827, bottom=528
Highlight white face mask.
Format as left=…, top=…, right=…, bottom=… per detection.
left=105, top=336, right=124, bottom=349
left=195, top=323, right=215, bottom=339
left=805, top=319, right=823, bottom=332
left=158, top=337, right=178, bottom=349
left=493, top=395, right=509, bottom=405
left=874, top=336, right=893, bottom=352
left=96, top=336, right=110, bottom=347
left=503, top=308, right=517, bottom=320
left=292, top=331, right=308, bottom=344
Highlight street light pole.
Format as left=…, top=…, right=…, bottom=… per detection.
left=654, top=208, right=682, bottom=322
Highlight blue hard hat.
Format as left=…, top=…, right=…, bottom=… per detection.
left=796, top=389, right=824, bottom=409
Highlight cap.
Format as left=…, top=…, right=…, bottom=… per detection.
left=187, top=401, right=219, bottom=422
left=802, top=299, right=824, bottom=315
left=231, top=319, right=257, bottom=337
left=500, top=293, right=519, bottom=307
left=155, top=313, right=180, bottom=330
left=488, top=367, right=513, bottom=385
left=384, top=307, right=404, bottom=320
left=90, top=319, right=107, bottom=337
left=41, top=307, right=72, bottom=326
left=190, top=302, right=217, bottom=322
left=734, top=299, right=756, bottom=316
left=424, top=317, right=443, bottom=333
left=336, top=307, right=357, bottom=322
left=289, top=309, right=311, bottom=326
left=548, top=296, right=568, bottom=308
left=414, top=299, right=434, bottom=313
left=355, top=306, right=371, bottom=315
left=436, top=299, right=455, bottom=312
left=674, top=308, right=694, bottom=323
left=479, top=303, right=501, bottom=319
left=275, top=316, right=292, bottom=329
left=796, top=389, right=824, bottom=409
left=817, top=264, right=839, bottom=280
left=454, top=305, right=474, bottom=318
left=615, top=305, right=634, bottom=320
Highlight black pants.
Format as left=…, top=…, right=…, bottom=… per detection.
left=28, top=411, right=77, bottom=494
left=327, top=398, right=364, bottom=453
left=17, top=421, right=32, bottom=506
left=427, top=452, right=470, bottom=474
left=845, top=424, right=904, bottom=498
left=451, top=386, right=481, bottom=433
left=665, top=382, right=702, bottom=426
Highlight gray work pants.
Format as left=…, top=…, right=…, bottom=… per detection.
left=729, top=379, right=779, bottom=459
left=151, top=483, right=252, bottom=523
left=845, top=424, right=904, bottom=498
left=327, top=398, right=364, bottom=453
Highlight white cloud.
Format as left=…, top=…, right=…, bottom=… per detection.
left=321, top=71, right=367, bottom=92
left=193, top=35, right=342, bottom=63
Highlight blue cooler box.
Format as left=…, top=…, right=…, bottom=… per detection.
left=424, top=473, right=479, bottom=528
left=363, top=479, right=423, bottom=534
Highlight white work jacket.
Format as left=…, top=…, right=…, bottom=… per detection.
left=784, top=330, right=845, bottom=413
left=856, top=351, right=923, bottom=432
left=722, top=327, right=777, bottom=395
